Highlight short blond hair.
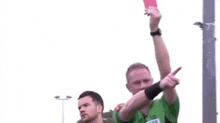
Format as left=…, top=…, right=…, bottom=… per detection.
left=126, top=62, right=151, bottom=83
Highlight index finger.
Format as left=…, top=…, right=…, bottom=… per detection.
left=171, top=67, right=182, bottom=76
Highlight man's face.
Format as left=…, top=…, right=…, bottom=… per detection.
left=126, top=68, right=153, bottom=95
left=78, top=96, right=101, bottom=123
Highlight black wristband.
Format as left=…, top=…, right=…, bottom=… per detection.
left=144, top=82, right=163, bottom=100
left=150, top=28, right=161, bottom=37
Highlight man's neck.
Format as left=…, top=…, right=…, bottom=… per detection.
left=89, top=115, right=103, bottom=123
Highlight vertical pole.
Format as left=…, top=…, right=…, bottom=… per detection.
left=62, top=100, right=64, bottom=123
left=203, top=0, right=216, bottom=122
left=54, top=96, right=71, bottom=123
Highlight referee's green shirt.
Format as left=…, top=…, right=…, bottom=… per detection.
left=113, top=96, right=179, bottom=123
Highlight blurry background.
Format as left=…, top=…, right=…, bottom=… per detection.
left=0, top=0, right=219, bottom=123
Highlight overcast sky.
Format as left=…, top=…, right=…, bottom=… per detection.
left=0, top=0, right=219, bottom=123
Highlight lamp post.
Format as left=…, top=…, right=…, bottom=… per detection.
left=54, top=95, right=72, bottom=123
left=203, top=0, right=216, bottom=122
left=194, top=0, right=216, bottom=122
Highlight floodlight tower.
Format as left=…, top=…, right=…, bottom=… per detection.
left=55, top=95, right=72, bottom=123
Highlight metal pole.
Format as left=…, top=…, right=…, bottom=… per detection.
left=62, top=100, right=64, bottom=123
left=54, top=96, right=72, bottom=123
left=203, top=0, right=216, bottom=122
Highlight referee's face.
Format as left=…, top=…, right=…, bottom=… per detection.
left=126, top=68, right=153, bottom=95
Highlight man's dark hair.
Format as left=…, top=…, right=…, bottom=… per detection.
left=78, top=91, right=104, bottom=111
left=126, top=62, right=151, bottom=83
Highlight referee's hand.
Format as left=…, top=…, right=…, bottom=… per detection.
left=145, top=6, right=161, bottom=32
left=159, top=67, right=181, bottom=90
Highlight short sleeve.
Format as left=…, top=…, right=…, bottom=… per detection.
left=113, top=103, right=125, bottom=123
left=113, top=111, right=123, bottom=123
left=161, top=96, right=180, bottom=123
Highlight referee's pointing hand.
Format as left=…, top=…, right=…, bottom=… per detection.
left=159, top=67, right=182, bottom=90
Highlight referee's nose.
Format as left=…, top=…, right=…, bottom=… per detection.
left=140, top=81, right=148, bottom=90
